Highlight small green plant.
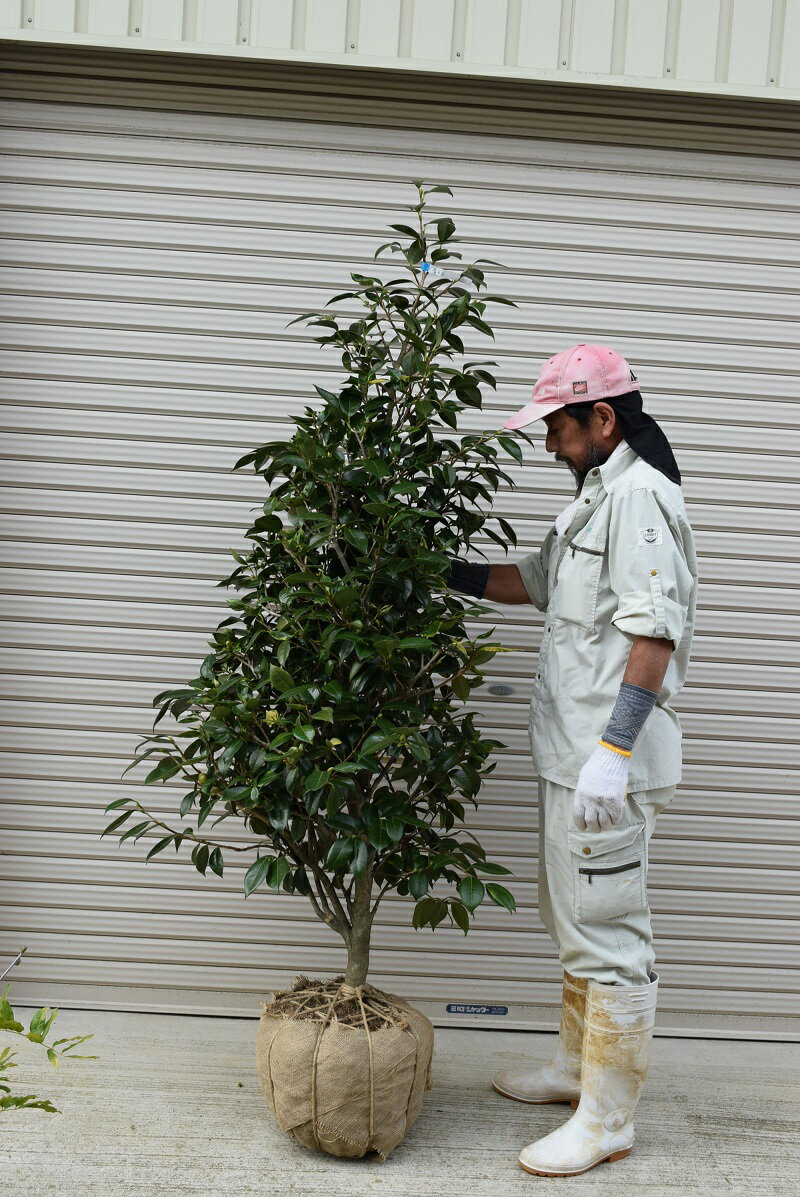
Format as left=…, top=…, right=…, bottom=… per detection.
left=1, top=952, right=97, bottom=1114
left=103, top=183, right=530, bottom=988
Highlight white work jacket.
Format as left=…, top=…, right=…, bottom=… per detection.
left=517, top=442, right=698, bottom=791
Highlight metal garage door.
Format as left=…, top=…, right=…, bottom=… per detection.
left=1, top=55, right=798, bottom=1038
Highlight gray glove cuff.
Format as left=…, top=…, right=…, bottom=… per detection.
left=447, top=558, right=490, bottom=599
left=601, top=681, right=658, bottom=753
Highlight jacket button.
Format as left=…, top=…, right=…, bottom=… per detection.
left=584, top=498, right=590, bottom=504
left=582, top=846, right=592, bottom=855
left=591, top=469, right=599, bottom=476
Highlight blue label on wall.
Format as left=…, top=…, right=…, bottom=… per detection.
left=446, top=1003, right=509, bottom=1016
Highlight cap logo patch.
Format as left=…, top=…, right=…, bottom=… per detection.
left=572, top=381, right=588, bottom=395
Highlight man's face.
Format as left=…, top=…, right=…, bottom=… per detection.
left=542, top=407, right=614, bottom=491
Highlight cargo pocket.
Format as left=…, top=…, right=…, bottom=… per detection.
left=568, top=821, right=647, bottom=923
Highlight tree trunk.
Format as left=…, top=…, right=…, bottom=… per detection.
left=344, top=867, right=373, bottom=987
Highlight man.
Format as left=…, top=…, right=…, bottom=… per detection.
left=449, top=344, right=697, bottom=1177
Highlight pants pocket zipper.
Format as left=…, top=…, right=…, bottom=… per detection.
left=579, top=860, right=641, bottom=885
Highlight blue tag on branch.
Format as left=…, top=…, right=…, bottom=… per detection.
left=421, top=260, right=451, bottom=281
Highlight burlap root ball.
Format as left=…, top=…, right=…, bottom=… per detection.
left=255, top=977, right=434, bottom=1159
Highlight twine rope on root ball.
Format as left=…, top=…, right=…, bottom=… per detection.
left=307, top=983, right=375, bottom=1147
left=263, top=975, right=413, bottom=1031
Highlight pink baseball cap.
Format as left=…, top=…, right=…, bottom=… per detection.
left=503, top=343, right=637, bottom=430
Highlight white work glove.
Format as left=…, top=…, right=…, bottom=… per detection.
left=572, top=743, right=630, bottom=832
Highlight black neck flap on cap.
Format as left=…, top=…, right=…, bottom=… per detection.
left=568, top=391, right=681, bottom=485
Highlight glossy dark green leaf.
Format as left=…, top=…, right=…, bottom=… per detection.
left=475, top=860, right=513, bottom=876
left=458, top=876, right=485, bottom=911
left=326, top=838, right=354, bottom=871
left=486, top=883, right=517, bottom=912
left=408, top=872, right=429, bottom=899
left=497, top=435, right=523, bottom=464
left=145, top=835, right=176, bottom=861
left=267, top=857, right=291, bottom=890
left=244, top=855, right=272, bottom=896
left=269, top=665, right=295, bottom=692
left=351, top=840, right=369, bottom=876
left=450, top=900, right=470, bottom=934
left=385, top=817, right=404, bottom=843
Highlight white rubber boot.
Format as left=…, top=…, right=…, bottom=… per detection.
left=518, top=972, right=658, bottom=1177
left=493, top=972, right=588, bottom=1105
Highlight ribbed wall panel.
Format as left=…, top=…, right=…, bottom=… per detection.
left=1, top=77, right=798, bottom=1037
left=2, top=2, right=800, bottom=103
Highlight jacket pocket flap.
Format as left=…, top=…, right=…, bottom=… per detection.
left=568, top=821, right=644, bottom=861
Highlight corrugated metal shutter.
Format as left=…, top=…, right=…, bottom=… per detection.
left=1, top=70, right=798, bottom=1039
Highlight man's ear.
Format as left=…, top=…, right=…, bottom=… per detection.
left=592, top=402, right=618, bottom=441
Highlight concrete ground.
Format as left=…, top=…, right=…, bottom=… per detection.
left=2, top=1007, right=798, bottom=1197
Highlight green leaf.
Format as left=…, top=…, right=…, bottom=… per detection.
left=451, top=675, right=471, bottom=701
left=145, top=836, right=176, bottom=861
left=486, top=882, right=517, bottom=913
left=244, top=855, right=272, bottom=896
left=363, top=808, right=390, bottom=851
left=192, top=844, right=210, bottom=875
left=497, top=435, right=523, bottom=464
left=389, top=223, right=421, bottom=238
left=341, top=527, right=370, bottom=553
left=144, top=758, right=182, bottom=785
left=359, top=731, right=396, bottom=757
left=412, top=897, right=448, bottom=930
left=267, top=857, right=291, bottom=890
left=450, top=900, right=470, bottom=934
left=102, top=810, right=133, bottom=837
left=497, top=517, right=517, bottom=547
left=326, top=838, right=354, bottom=871
left=351, top=840, right=369, bottom=876
left=408, top=872, right=429, bottom=900
left=269, top=665, right=295, bottom=692
left=458, top=876, right=485, bottom=911
left=104, top=796, right=133, bottom=813
left=385, top=817, right=404, bottom=843
left=119, top=821, right=152, bottom=844
left=475, top=860, right=513, bottom=876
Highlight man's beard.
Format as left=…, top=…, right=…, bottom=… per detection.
left=560, top=443, right=612, bottom=493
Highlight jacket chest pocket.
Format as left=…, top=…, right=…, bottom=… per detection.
left=568, top=821, right=648, bottom=923
left=552, top=535, right=606, bottom=632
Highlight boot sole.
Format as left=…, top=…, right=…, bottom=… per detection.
left=492, top=1082, right=579, bottom=1108
left=519, top=1147, right=631, bottom=1177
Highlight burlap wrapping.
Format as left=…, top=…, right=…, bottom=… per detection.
left=255, top=980, right=434, bottom=1159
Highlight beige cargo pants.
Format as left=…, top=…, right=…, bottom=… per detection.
left=537, top=777, right=675, bottom=986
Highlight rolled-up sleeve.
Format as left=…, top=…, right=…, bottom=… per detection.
left=608, top=487, right=693, bottom=650
left=516, top=527, right=556, bottom=611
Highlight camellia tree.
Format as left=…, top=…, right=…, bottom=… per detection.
left=103, top=183, right=529, bottom=993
